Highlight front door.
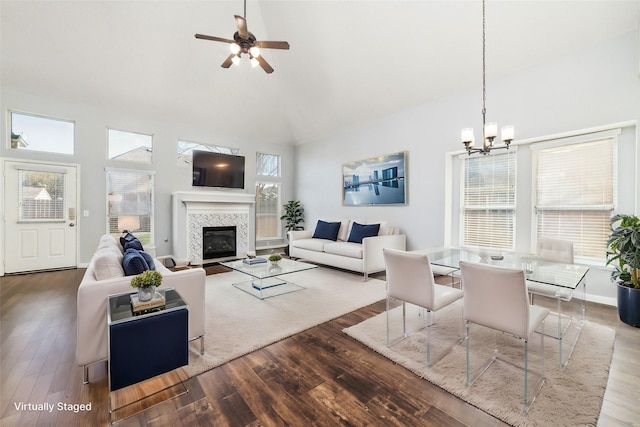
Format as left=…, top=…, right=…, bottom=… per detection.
left=4, top=160, right=78, bottom=273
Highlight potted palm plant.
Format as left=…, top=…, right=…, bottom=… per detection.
left=606, top=213, right=640, bottom=327
left=280, top=200, right=304, bottom=255
left=280, top=200, right=304, bottom=232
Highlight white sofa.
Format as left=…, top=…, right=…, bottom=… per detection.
left=76, top=234, right=206, bottom=383
left=288, top=219, right=406, bottom=280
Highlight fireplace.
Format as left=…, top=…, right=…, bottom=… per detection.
left=203, top=226, right=237, bottom=260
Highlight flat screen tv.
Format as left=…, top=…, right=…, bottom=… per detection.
left=192, top=150, right=245, bottom=189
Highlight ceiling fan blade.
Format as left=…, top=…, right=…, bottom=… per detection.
left=255, top=40, right=290, bottom=50
left=234, top=15, right=249, bottom=39
left=221, top=53, right=235, bottom=69
left=195, top=34, right=235, bottom=44
left=256, top=56, right=274, bottom=74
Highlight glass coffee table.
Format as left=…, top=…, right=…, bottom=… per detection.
left=220, top=257, right=318, bottom=299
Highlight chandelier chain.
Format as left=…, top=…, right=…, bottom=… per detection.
left=461, top=0, right=514, bottom=155
left=482, top=0, right=486, bottom=128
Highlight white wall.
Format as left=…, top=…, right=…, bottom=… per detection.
left=0, top=90, right=296, bottom=266
left=295, top=30, right=640, bottom=304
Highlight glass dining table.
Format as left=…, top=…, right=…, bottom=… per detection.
left=412, top=247, right=589, bottom=367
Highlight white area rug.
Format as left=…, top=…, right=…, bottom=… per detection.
left=184, top=267, right=386, bottom=377
left=343, top=302, right=615, bottom=427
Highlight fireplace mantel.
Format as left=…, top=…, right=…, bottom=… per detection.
left=175, top=190, right=256, bottom=206
left=172, top=191, right=255, bottom=263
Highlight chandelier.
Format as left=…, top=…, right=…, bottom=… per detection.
left=462, top=0, right=514, bottom=155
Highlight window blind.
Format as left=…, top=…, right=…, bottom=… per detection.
left=107, top=170, right=154, bottom=238
left=535, top=138, right=615, bottom=260
left=462, top=151, right=516, bottom=250
left=255, top=182, right=280, bottom=239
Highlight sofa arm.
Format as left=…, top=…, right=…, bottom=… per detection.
left=362, top=234, right=407, bottom=273
left=161, top=267, right=206, bottom=341
left=76, top=267, right=206, bottom=369
left=288, top=230, right=313, bottom=241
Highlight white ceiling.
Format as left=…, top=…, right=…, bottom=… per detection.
left=2, top=1, right=639, bottom=145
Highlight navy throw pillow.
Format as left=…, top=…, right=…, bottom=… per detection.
left=124, top=238, right=144, bottom=251
left=139, top=250, right=156, bottom=270
left=312, top=220, right=341, bottom=241
left=120, top=232, right=144, bottom=251
left=122, top=248, right=150, bottom=276
left=120, top=232, right=135, bottom=247
left=347, top=222, right=380, bottom=244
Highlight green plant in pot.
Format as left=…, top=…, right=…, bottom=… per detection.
left=280, top=200, right=304, bottom=231
left=130, top=270, right=163, bottom=302
left=606, top=214, right=640, bottom=327
left=280, top=200, right=304, bottom=255
left=268, top=254, right=282, bottom=265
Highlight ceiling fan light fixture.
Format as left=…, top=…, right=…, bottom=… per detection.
left=249, top=46, right=260, bottom=58
left=231, top=55, right=241, bottom=66
left=250, top=56, right=259, bottom=68
left=229, top=43, right=241, bottom=54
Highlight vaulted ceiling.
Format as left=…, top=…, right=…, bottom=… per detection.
left=2, top=1, right=639, bottom=145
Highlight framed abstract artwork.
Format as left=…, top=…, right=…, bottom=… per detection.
left=342, top=151, right=407, bottom=206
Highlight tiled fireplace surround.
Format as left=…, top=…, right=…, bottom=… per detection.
left=171, top=191, right=256, bottom=264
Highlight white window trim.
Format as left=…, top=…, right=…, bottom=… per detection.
left=105, top=167, right=155, bottom=243
left=255, top=181, right=282, bottom=241
left=9, top=110, right=76, bottom=155
left=107, top=127, right=154, bottom=164
left=458, top=149, right=517, bottom=250
left=530, top=130, right=619, bottom=264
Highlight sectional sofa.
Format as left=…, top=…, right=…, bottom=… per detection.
left=76, top=234, right=206, bottom=383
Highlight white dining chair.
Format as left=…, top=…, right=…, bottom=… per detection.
left=459, top=261, right=549, bottom=414
left=528, top=237, right=575, bottom=301
left=536, top=237, right=574, bottom=264
left=529, top=237, right=581, bottom=367
left=384, top=248, right=464, bottom=367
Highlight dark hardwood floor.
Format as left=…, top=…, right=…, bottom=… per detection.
left=1, top=268, right=638, bottom=426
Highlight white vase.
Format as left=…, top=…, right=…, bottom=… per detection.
left=137, top=286, right=154, bottom=302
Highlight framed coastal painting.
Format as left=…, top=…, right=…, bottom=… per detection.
left=342, top=151, right=407, bottom=206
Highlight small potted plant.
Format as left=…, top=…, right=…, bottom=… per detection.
left=130, top=270, right=163, bottom=302
left=606, top=214, right=640, bottom=327
left=268, top=254, right=282, bottom=266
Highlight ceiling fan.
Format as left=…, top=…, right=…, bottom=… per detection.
left=194, top=1, right=290, bottom=74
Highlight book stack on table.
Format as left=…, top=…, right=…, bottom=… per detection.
left=130, top=292, right=166, bottom=314
left=243, top=258, right=267, bottom=265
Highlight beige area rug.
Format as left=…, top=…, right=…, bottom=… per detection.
left=183, top=266, right=386, bottom=377
left=343, top=302, right=615, bottom=427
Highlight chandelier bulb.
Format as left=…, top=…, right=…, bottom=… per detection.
left=501, top=125, right=515, bottom=142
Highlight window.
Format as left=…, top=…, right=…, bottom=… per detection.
left=461, top=151, right=516, bottom=250
left=256, top=153, right=281, bottom=240
left=10, top=111, right=74, bottom=155
left=107, top=169, right=154, bottom=245
left=534, top=138, right=616, bottom=261
left=256, top=153, right=279, bottom=177
left=18, top=170, right=65, bottom=221
left=108, top=129, right=152, bottom=164
left=177, top=140, right=239, bottom=166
